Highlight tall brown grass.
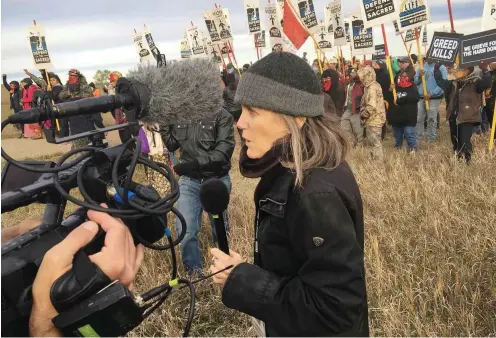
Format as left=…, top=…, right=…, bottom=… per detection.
left=2, top=121, right=495, bottom=336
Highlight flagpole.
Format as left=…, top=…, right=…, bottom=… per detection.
left=380, top=23, right=397, bottom=101
left=447, top=0, right=455, bottom=32
left=415, top=28, right=429, bottom=110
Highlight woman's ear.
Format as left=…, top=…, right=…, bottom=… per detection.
left=295, top=116, right=307, bottom=129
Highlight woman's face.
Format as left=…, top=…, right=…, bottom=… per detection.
left=237, top=106, right=290, bottom=159
left=49, top=78, right=58, bottom=86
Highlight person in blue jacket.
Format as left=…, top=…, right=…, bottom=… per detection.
left=414, top=57, right=448, bottom=141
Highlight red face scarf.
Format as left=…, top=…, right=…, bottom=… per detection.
left=398, top=76, right=412, bottom=88
left=68, top=75, right=79, bottom=84
left=322, top=77, right=332, bottom=92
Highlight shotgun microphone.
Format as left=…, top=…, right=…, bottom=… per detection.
left=199, top=178, right=230, bottom=254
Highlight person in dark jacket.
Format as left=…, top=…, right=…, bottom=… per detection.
left=390, top=70, right=420, bottom=151
left=161, top=107, right=235, bottom=276
left=372, top=60, right=394, bottom=139
left=481, top=62, right=496, bottom=134
left=58, top=69, right=101, bottom=148
left=222, top=73, right=242, bottom=121
left=442, top=65, right=492, bottom=163
left=209, top=52, right=368, bottom=337
left=322, top=68, right=345, bottom=117
left=3, top=74, right=23, bottom=137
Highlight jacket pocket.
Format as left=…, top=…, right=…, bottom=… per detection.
left=198, top=121, right=216, bottom=142
left=174, top=124, right=188, bottom=141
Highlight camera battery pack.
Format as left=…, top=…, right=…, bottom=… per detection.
left=52, top=281, right=143, bottom=337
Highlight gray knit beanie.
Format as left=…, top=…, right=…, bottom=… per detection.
left=234, top=52, right=324, bottom=117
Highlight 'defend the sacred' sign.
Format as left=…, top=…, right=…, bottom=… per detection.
left=460, top=29, right=496, bottom=67
left=427, top=31, right=463, bottom=65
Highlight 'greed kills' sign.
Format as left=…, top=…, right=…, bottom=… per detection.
left=460, top=29, right=496, bottom=67
left=427, top=32, right=463, bottom=65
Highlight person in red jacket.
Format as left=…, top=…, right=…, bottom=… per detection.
left=20, top=77, right=41, bottom=139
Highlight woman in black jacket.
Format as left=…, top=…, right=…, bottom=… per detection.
left=321, top=68, right=345, bottom=117
left=2, top=74, right=23, bottom=136
left=390, top=70, right=420, bottom=151
left=210, top=52, right=368, bottom=336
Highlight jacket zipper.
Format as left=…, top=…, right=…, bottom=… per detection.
left=254, top=198, right=286, bottom=265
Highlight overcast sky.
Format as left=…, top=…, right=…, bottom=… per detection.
left=1, top=0, right=485, bottom=84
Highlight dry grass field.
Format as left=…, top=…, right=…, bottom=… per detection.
left=1, top=101, right=495, bottom=336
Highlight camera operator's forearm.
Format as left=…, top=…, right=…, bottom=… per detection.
left=29, top=304, right=61, bottom=337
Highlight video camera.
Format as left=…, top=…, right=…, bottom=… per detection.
left=0, top=78, right=213, bottom=337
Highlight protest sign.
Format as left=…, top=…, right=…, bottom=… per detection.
left=205, top=37, right=223, bottom=64
left=144, top=26, right=161, bottom=61
left=351, top=17, right=374, bottom=55
left=373, top=43, right=386, bottom=59
left=329, top=0, right=347, bottom=46
left=185, top=25, right=207, bottom=58
left=276, top=0, right=285, bottom=28
left=460, top=29, right=496, bottom=67
left=211, top=7, right=233, bottom=43
left=203, top=10, right=221, bottom=44
left=244, top=0, right=261, bottom=34
left=395, top=0, right=430, bottom=32
left=27, top=24, right=53, bottom=69
left=359, top=0, right=398, bottom=28
left=265, top=3, right=283, bottom=51
left=180, top=39, right=191, bottom=59
left=482, top=0, right=496, bottom=30
left=422, top=25, right=428, bottom=46
left=295, top=0, right=319, bottom=34
left=324, top=3, right=333, bottom=33
left=317, top=22, right=333, bottom=50
left=132, top=31, right=154, bottom=63
left=393, top=20, right=401, bottom=35
left=255, top=30, right=266, bottom=47
left=426, top=31, right=463, bottom=65
left=404, top=26, right=422, bottom=42
left=344, top=19, right=352, bottom=43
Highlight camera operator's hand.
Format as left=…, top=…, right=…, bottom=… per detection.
left=173, top=159, right=199, bottom=176
left=30, top=208, right=144, bottom=337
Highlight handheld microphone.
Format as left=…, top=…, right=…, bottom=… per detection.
left=199, top=178, right=230, bottom=254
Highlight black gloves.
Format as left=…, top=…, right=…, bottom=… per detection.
left=173, top=159, right=199, bottom=177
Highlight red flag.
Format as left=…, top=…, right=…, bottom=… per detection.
left=283, top=0, right=309, bottom=50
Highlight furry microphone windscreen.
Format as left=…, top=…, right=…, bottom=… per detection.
left=127, top=58, right=224, bottom=126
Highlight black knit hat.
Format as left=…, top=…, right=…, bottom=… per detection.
left=234, top=51, right=324, bottom=117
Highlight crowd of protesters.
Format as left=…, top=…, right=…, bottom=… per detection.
left=2, top=69, right=136, bottom=148
left=305, top=55, right=496, bottom=164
